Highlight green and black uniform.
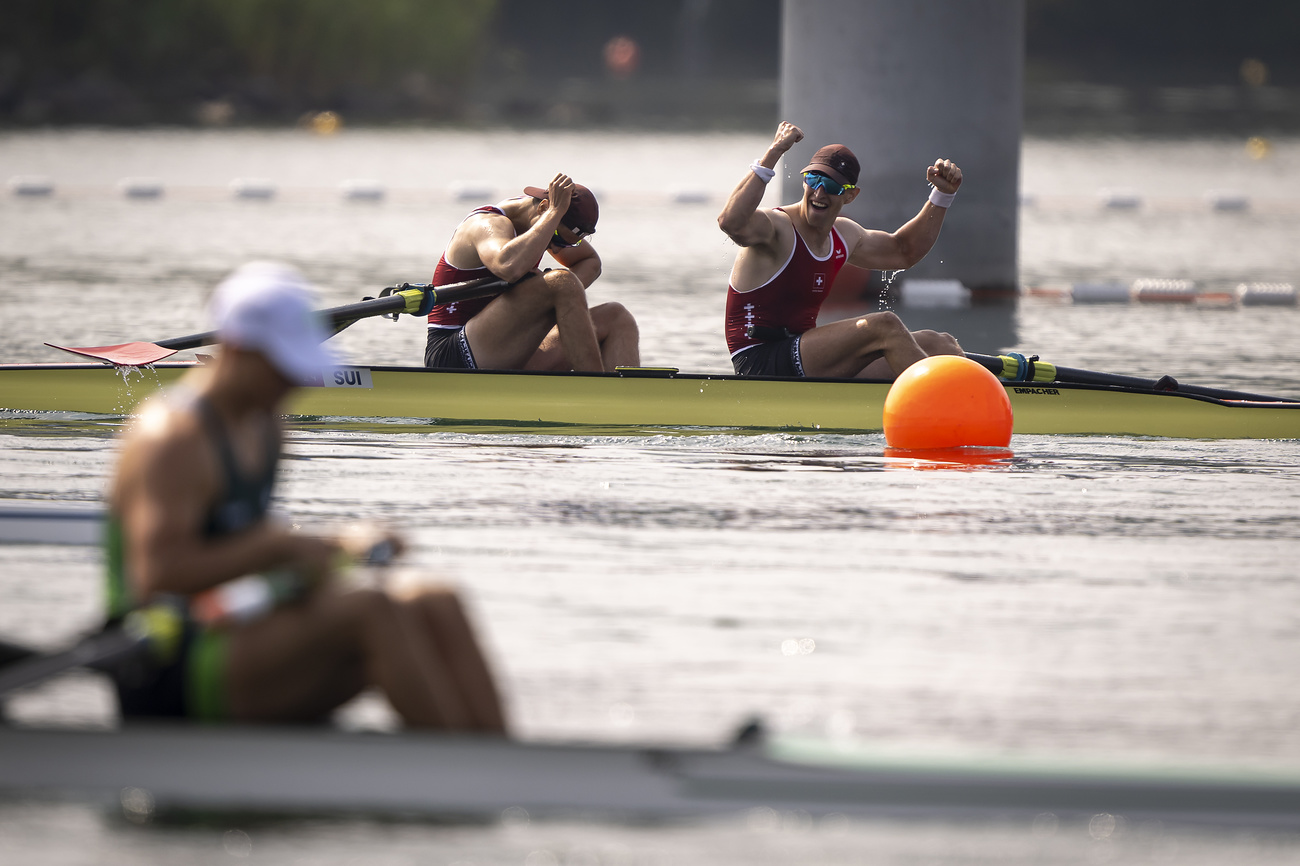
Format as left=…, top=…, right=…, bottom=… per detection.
left=104, top=392, right=279, bottom=720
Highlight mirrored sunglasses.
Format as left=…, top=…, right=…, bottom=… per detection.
left=803, top=172, right=856, bottom=196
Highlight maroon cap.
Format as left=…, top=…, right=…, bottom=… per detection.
left=800, top=144, right=860, bottom=187
left=523, top=183, right=600, bottom=234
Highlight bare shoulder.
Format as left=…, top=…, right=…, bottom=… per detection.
left=462, top=208, right=514, bottom=239
left=760, top=206, right=796, bottom=244
left=115, top=396, right=214, bottom=497
left=833, top=215, right=868, bottom=243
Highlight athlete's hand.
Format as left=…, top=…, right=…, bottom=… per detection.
left=337, top=523, right=406, bottom=567
left=927, top=159, right=962, bottom=194
left=771, top=121, right=804, bottom=155
left=286, top=533, right=344, bottom=584
left=545, top=172, right=574, bottom=221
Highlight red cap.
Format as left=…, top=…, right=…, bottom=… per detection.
left=523, top=183, right=600, bottom=235
left=800, top=144, right=860, bottom=187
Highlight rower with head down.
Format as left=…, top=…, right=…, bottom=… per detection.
left=106, top=261, right=506, bottom=732
left=425, top=173, right=640, bottom=372
left=717, top=120, right=965, bottom=379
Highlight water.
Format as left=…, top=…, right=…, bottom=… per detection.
left=2, top=129, right=1300, bottom=863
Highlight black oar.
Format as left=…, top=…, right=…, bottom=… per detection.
left=45, top=275, right=510, bottom=367
left=0, top=628, right=152, bottom=698
left=0, top=542, right=398, bottom=700
left=969, top=351, right=1294, bottom=404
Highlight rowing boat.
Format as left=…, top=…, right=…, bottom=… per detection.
left=1, top=721, right=1298, bottom=825
left=4, top=283, right=1297, bottom=439
left=1, top=360, right=1298, bottom=439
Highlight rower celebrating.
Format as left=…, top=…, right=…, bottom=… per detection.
left=107, top=262, right=506, bottom=732
left=718, top=121, right=964, bottom=378
left=425, top=173, right=640, bottom=372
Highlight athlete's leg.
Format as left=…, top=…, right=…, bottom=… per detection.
left=225, top=586, right=472, bottom=729
left=798, top=312, right=927, bottom=378
left=857, top=328, right=963, bottom=379
left=397, top=585, right=507, bottom=733
left=464, top=270, right=602, bottom=371
left=525, top=302, right=640, bottom=372
left=913, top=329, right=963, bottom=357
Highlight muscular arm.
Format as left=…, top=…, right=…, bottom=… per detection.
left=844, top=158, right=963, bottom=270
left=547, top=241, right=601, bottom=288
left=842, top=203, right=947, bottom=270
left=463, top=210, right=561, bottom=284
left=466, top=172, right=574, bottom=283
left=717, top=121, right=804, bottom=249
left=114, top=405, right=335, bottom=600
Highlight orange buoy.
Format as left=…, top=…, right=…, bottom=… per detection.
left=883, top=355, right=1013, bottom=449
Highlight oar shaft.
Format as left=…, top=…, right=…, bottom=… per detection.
left=968, top=352, right=1286, bottom=403
left=154, top=275, right=509, bottom=352
left=0, top=629, right=145, bottom=697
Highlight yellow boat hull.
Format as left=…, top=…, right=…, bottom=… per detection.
left=1, top=363, right=1297, bottom=439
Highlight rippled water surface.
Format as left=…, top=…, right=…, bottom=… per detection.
left=2, top=129, right=1300, bottom=864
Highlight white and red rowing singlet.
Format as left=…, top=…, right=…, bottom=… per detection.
left=724, top=211, right=849, bottom=356
left=428, top=206, right=508, bottom=329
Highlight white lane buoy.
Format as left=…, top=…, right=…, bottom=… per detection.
left=230, top=178, right=277, bottom=200
left=118, top=178, right=164, bottom=199
left=1099, top=188, right=1142, bottom=210
left=340, top=179, right=385, bottom=202
left=900, top=279, right=970, bottom=309
left=669, top=188, right=710, bottom=204
left=1236, top=282, right=1297, bottom=306
left=8, top=175, right=55, bottom=197
left=1206, top=191, right=1250, bottom=212
left=1131, top=278, right=1197, bottom=303
left=450, top=182, right=494, bottom=202
left=1070, top=282, right=1131, bottom=303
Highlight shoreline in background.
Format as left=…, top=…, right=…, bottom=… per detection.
left=5, top=81, right=1300, bottom=136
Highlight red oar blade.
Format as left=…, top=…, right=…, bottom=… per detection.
left=45, top=341, right=179, bottom=366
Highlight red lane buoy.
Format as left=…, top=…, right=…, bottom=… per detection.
left=883, top=355, right=1013, bottom=450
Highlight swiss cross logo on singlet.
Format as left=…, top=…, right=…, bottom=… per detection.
left=813, top=273, right=827, bottom=291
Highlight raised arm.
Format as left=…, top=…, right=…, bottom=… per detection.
left=845, top=158, right=963, bottom=270
left=472, top=173, right=575, bottom=283
left=717, top=121, right=804, bottom=248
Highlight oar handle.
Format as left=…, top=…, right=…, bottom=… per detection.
left=154, top=275, right=510, bottom=352
left=968, top=352, right=1285, bottom=403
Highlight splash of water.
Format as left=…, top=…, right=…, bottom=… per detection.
left=879, top=269, right=905, bottom=310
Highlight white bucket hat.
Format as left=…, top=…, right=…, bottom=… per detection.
left=209, top=261, right=336, bottom=385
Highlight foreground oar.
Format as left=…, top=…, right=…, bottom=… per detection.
left=0, top=542, right=398, bottom=700
left=0, top=618, right=161, bottom=699
left=45, top=276, right=510, bottom=367
left=970, top=351, right=1289, bottom=404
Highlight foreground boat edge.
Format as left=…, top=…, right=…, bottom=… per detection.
left=1, top=723, right=1299, bottom=826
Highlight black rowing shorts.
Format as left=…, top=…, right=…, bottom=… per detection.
left=732, top=335, right=805, bottom=377
left=425, top=327, right=478, bottom=369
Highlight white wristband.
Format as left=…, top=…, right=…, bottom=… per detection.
left=928, top=185, right=956, bottom=208
left=749, top=162, right=776, bottom=183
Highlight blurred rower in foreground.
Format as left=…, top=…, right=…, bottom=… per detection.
left=106, top=261, right=506, bottom=732
left=425, top=172, right=639, bottom=372
left=718, top=120, right=964, bottom=379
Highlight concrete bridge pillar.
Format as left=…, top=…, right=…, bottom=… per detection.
left=780, top=0, right=1024, bottom=296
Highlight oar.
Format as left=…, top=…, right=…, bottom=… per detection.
left=969, top=351, right=1292, bottom=404
left=0, top=615, right=165, bottom=699
left=45, top=275, right=510, bottom=367
left=0, top=541, right=398, bottom=700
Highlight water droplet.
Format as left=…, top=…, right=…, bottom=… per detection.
left=223, top=829, right=253, bottom=858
